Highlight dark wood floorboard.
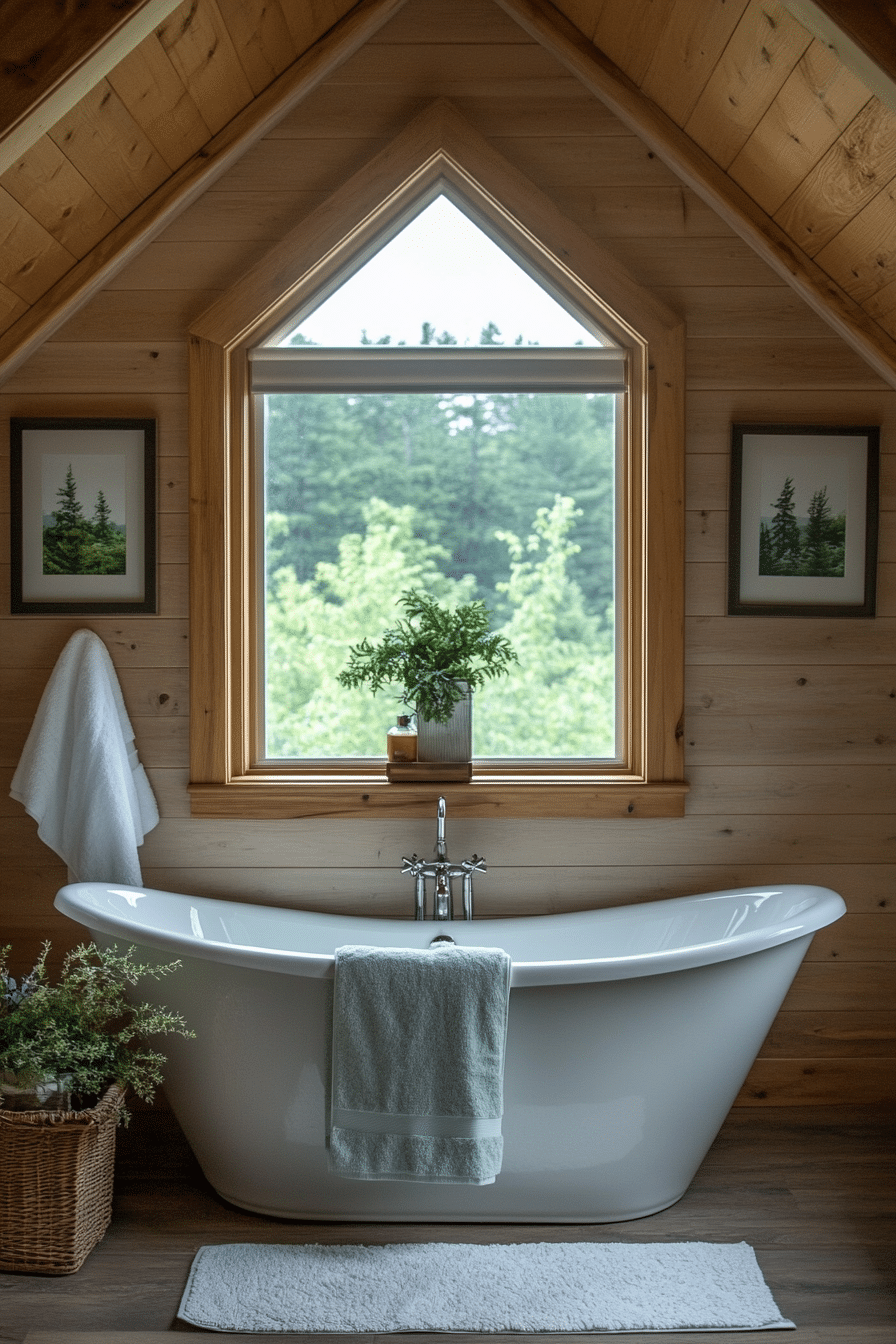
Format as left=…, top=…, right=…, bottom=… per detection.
left=2, top=1103, right=894, bottom=1342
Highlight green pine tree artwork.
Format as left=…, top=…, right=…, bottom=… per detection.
left=43, top=462, right=127, bottom=576
left=759, top=474, right=846, bottom=578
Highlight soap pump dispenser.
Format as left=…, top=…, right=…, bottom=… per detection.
left=387, top=714, right=417, bottom=762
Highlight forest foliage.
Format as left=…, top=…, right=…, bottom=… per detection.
left=263, top=372, right=617, bottom=758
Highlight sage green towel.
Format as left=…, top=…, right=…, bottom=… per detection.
left=329, top=943, right=512, bottom=1184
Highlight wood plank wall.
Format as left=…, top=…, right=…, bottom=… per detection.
left=1, top=0, right=893, bottom=1105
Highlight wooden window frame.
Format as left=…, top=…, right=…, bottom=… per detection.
left=187, top=101, right=687, bottom=819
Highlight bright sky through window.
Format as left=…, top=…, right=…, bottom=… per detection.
left=282, top=195, right=604, bottom=348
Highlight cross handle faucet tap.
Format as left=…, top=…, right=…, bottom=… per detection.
left=400, top=796, right=486, bottom=920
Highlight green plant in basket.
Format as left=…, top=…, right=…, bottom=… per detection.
left=0, top=941, right=194, bottom=1122
left=337, top=588, right=518, bottom=723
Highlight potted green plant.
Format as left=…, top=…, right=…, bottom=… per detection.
left=337, top=589, right=517, bottom=763
left=0, top=940, right=193, bottom=1119
left=0, top=940, right=194, bottom=1274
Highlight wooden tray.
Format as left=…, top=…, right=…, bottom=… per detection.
left=386, top=761, right=472, bottom=783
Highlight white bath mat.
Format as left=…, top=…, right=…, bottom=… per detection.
left=177, top=1240, right=795, bottom=1333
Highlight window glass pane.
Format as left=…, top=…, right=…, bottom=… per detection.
left=263, top=389, right=616, bottom=759
left=278, top=195, right=606, bottom=349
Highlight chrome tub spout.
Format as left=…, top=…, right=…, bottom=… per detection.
left=436, top=795, right=447, bottom=861
left=401, top=795, right=486, bottom=920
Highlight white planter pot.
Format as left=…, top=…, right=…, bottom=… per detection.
left=0, top=1070, right=73, bottom=1112
left=416, top=687, right=472, bottom=762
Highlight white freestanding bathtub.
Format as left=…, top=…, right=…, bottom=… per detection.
left=55, top=881, right=844, bottom=1223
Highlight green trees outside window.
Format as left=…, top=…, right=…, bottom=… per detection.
left=263, top=385, right=616, bottom=760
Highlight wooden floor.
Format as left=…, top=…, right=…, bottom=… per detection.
left=3, top=1103, right=894, bottom=1342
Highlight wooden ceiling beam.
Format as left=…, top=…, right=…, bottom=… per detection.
left=783, top=0, right=896, bottom=113
left=0, top=0, right=408, bottom=386
left=815, top=0, right=896, bottom=83
left=0, top=0, right=184, bottom=176
left=495, top=0, right=896, bottom=391
left=812, top=0, right=896, bottom=80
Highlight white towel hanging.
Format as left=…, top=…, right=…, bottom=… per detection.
left=10, top=629, right=159, bottom=886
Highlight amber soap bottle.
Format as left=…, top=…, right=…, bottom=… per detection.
left=387, top=714, right=417, bottom=762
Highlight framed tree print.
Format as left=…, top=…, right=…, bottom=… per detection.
left=728, top=424, right=879, bottom=618
left=10, top=417, right=157, bottom=614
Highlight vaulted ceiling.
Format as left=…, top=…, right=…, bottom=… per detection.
left=1, top=0, right=895, bottom=386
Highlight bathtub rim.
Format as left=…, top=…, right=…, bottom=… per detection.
left=54, top=881, right=846, bottom=988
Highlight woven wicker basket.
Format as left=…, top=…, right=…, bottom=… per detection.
left=0, top=1083, right=124, bottom=1274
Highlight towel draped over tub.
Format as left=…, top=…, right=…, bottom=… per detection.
left=329, top=943, right=512, bottom=1185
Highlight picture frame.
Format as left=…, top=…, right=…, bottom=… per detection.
left=10, top=417, right=157, bottom=615
left=728, top=423, right=879, bottom=618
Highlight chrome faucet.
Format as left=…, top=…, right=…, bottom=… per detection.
left=402, top=795, right=485, bottom=921
left=436, top=795, right=447, bottom=862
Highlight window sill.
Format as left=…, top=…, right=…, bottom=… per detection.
left=188, top=776, right=689, bottom=819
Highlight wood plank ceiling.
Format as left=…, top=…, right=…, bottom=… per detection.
left=0, top=0, right=895, bottom=385
left=550, top=0, right=896, bottom=359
